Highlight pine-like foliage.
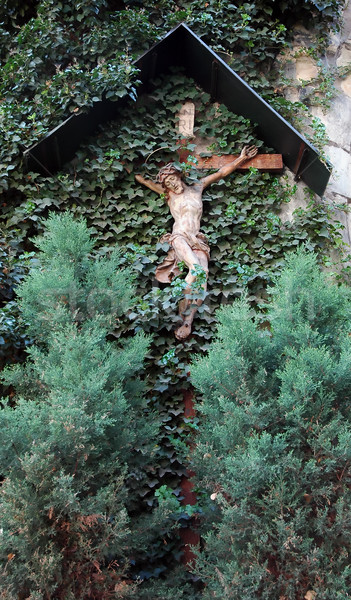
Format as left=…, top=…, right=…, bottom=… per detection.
left=191, top=249, right=351, bottom=600
left=0, top=213, right=157, bottom=599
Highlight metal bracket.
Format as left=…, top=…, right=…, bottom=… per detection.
left=293, top=142, right=308, bottom=181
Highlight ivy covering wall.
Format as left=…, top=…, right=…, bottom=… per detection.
left=0, top=0, right=348, bottom=597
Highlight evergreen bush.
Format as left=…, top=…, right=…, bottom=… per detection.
left=0, top=213, right=160, bottom=599
left=191, top=249, right=351, bottom=599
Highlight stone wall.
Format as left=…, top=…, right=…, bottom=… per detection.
left=279, top=1, right=351, bottom=248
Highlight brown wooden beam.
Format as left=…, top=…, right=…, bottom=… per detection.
left=185, top=152, right=284, bottom=172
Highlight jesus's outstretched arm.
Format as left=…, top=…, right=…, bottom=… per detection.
left=200, top=145, right=258, bottom=190
left=135, top=174, right=164, bottom=195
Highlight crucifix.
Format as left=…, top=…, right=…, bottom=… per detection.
left=135, top=102, right=283, bottom=341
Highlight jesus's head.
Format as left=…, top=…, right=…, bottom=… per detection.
left=156, top=163, right=184, bottom=194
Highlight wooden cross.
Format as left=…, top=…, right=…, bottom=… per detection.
left=177, top=101, right=283, bottom=173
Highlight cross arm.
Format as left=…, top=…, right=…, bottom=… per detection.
left=200, top=145, right=258, bottom=189
left=194, top=153, right=283, bottom=172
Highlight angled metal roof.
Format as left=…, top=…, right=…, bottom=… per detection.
left=24, top=23, right=331, bottom=196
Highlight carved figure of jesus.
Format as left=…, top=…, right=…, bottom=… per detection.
left=135, top=145, right=258, bottom=340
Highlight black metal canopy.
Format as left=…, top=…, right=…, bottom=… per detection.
left=24, top=23, right=331, bottom=196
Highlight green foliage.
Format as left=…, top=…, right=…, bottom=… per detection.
left=191, top=249, right=351, bottom=599
left=0, top=214, right=161, bottom=599
left=16, top=212, right=136, bottom=342
left=0, top=0, right=348, bottom=592
left=136, top=566, right=202, bottom=599
left=1, top=66, right=347, bottom=583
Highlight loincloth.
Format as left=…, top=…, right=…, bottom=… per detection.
left=155, top=231, right=210, bottom=283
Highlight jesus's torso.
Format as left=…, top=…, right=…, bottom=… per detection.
left=167, top=183, right=204, bottom=236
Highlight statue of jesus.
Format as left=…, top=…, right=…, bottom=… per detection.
left=135, top=145, right=258, bottom=340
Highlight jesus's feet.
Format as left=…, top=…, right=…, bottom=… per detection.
left=174, top=319, right=192, bottom=341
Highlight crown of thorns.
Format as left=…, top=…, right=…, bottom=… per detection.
left=156, top=163, right=182, bottom=185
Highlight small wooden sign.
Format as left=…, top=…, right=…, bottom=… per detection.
left=178, top=102, right=195, bottom=138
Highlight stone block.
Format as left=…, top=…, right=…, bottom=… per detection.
left=341, top=73, right=351, bottom=97
left=312, top=95, right=351, bottom=151
left=336, top=45, right=351, bottom=67
left=323, top=191, right=351, bottom=247
left=279, top=171, right=309, bottom=223
left=325, top=146, right=351, bottom=198
left=295, top=56, right=318, bottom=82
left=327, top=33, right=342, bottom=56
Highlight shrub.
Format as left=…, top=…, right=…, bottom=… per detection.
left=0, top=213, right=158, bottom=599
left=191, top=249, right=351, bottom=599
